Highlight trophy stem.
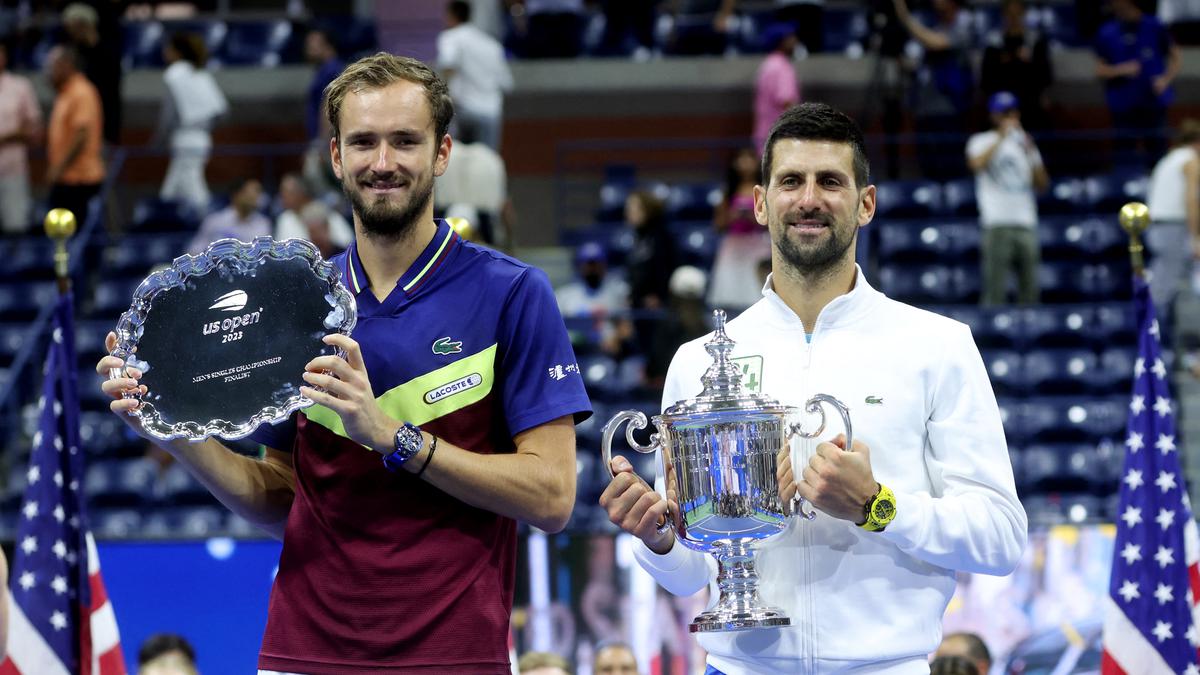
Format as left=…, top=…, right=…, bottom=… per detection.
left=689, top=540, right=791, bottom=632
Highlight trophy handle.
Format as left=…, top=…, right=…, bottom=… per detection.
left=600, top=410, right=670, bottom=534
left=786, top=394, right=854, bottom=521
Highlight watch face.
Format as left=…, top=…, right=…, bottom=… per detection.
left=873, top=499, right=896, bottom=521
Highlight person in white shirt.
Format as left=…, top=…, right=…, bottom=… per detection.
left=600, top=102, right=1027, bottom=674
left=1145, top=118, right=1200, bottom=324
left=274, top=172, right=354, bottom=251
left=154, top=32, right=228, bottom=214
left=966, top=91, right=1049, bottom=305
left=437, top=1, right=513, bottom=151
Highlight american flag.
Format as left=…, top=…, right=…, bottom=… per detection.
left=1, top=292, right=126, bottom=675
left=1102, top=277, right=1200, bottom=673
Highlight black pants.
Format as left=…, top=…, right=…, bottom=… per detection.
left=48, top=182, right=101, bottom=226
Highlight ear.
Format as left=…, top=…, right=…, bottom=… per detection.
left=753, top=184, right=769, bottom=227
left=857, top=184, right=876, bottom=228
left=329, top=136, right=343, bottom=181
left=434, top=133, right=452, bottom=178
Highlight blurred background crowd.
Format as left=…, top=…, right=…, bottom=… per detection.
left=1, top=0, right=1200, bottom=672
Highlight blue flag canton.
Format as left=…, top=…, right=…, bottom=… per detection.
left=11, top=294, right=89, bottom=672
left=1109, top=281, right=1199, bottom=668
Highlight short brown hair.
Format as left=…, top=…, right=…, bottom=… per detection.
left=323, top=52, right=454, bottom=144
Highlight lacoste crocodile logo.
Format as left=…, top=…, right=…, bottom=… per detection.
left=432, top=337, right=463, bottom=355
left=866, top=396, right=884, bottom=405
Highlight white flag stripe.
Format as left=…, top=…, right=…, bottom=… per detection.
left=5, top=596, right=73, bottom=675
left=1103, top=583, right=1183, bottom=673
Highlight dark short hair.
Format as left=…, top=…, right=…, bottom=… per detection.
left=52, top=42, right=82, bottom=70
left=930, top=655, right=979, bottom=675
left=138, top=633, right=196, bottom=666
left=323, top=52, right=454, bottom=144
left=448, top=0, right=471, bottom=22
left=761, top=102, right=870, bottom=189
left=168, top=32, right=207, bottom=67
left=943, top=632, right=991, bottom=666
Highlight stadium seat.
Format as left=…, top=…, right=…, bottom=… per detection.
left=90, top=278, right=143, bottom=318
left=1038, top=177, right=1087, bottom=215
left=982, top=350, right=1023, bottom=396
left=821, top=6, right=870, bottom=53
left=1022, top=348, right=1099, bottom=395
left=1083, top=171, right=1148, bottom=214
left=143, top=506, right=226, bottom=538
left=131, top=197, right=202, bottom=232
left=666, top=183, right=720, bottom=222
left=84, top=459, right=156, bottom=508
left=940, top=178, right=978, bottom=217
left=103, top=234, right=190, bottom=277
left=93, top=508, right=144, bottom=538
left=0, top=282, right=60, bottom=321
left=1091, top=303, right=1137, bottom=347
left=676, top=226, right=719, bottom=268
left=79, top=411, right=138, bottom=457
left=877, top=264, right=977, bottom=304
left=664, top=12, right=730, bottom=56
left=0, top=238, right=55, bottom=281
left=158, top=462, right=214, bottom=506
left=875, top=180, right=943, bottom=219
left=1063, top=217, right=1127, bottom=258
left=310, top=15, right=378, bottom=57
left=123, top=21, right=165, bottom=69
left=217, top=20, right=294, bottom=67
left=875, top=223, right=927, bottom=264
left=1020, top=305, right=1090, bottom=348
left=0, top=323, right=25, bottom=366
left=1096, top=347, right=1135, bottom=394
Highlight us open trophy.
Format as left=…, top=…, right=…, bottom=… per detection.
left=602, top=310, right=852, bottom=633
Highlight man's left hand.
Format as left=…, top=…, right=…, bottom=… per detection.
left=795, top=434, right=879, bottom=523
left=300, top=334, right=395, bottom=452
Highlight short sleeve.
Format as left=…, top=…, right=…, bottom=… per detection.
left=248, top=411, right=297, bottom=451
left=497, top=267, right=592, bottom=435
left=437, top=32, right=461, bottom=70
left=965, top=133, right=990, bottom=160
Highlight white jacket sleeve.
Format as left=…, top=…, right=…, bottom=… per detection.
left=631, top=339, right=717, bottom=596
left=880, top=322, right=1028, bottom=575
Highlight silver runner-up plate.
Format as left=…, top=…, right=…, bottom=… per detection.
left=109, top=237, right=357, bottom=441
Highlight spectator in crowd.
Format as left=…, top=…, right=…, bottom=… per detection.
left=929, top=654, right=980, bottom=675
left=275, top=172, right=353, bottom=251
left=507, top=0, right=587, bottom=58
left=596, top=0, right=658, bottom=58
left=935, top=631, right=992, bottom=675
left=438, top=0, right=513, bottom=150
left=980, top=0, right=1053, bottom=132
left=774, top=0, right=825, bottom=55
left=624, top=189, right=678, bottom=311
left=1094, top=0, right=1179, bottom=166
left=434, top=140, right=514, bottom=247
left=1146, top=118, right=1200, bottom=328
left=44, top=43, right=105, bottom=225
left=664, top=0, right=737, bottom=55
left=186, top=177, right=270, bottom=254
left=593, top=641, right=639, bottom=675
left=709, top=147, right=772, bottom=311
left=137, top=633, right=198, bottom=675
left=61, top=1, right=122, bottom=145
left=302, top=29, right=345, bottom=197
left=967, top=91, right=1048, bottom=305
left=893, top=0, right=975, bottom=179
left=645, top=265, right=709, bottom=390
left=555, top=241, right=632, bottom=355
left=517, top=651, right=572, bottom=675
left=0, top=40, right=42, bottom=234
left=754, top=24, right=800, bottom=154
left=153, top=32, right=227, bottom=214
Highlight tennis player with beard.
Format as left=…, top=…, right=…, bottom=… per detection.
left=97, top=53, right=591, bottom=674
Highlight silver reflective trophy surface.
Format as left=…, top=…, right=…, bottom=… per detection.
left=601, top=309, right=852, bottom=633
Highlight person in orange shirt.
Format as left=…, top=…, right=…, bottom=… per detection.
left=44, top=43, right=104, bottom=224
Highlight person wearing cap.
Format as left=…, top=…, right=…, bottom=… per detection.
left=555, top=242, right=632, bottom=355
left=753, top=24, right=799, bottom=154
left=966, top=91, right=1049, bottom=306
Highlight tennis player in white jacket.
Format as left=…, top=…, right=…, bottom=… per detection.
left=600, top=102, right=1027, bottom=674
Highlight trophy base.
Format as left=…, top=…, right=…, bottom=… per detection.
left=689, top=609, right=791, bottom=633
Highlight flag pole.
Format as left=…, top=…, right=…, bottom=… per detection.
left=1118, top=201, right=1150, bottom=280
left=44, top=207, right=77, bottom=295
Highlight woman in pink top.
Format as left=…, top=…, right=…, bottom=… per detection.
left=708, top=148, right=772, bottom=310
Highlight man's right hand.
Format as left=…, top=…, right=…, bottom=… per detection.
left=96, top=332, right=152, bottom=439
left=599, top=455, right=677, bottom=555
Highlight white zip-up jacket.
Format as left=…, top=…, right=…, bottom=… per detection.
left=634, top=268, right=1028, bottom=674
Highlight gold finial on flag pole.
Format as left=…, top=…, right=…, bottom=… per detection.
left=1118, top=202, right=1150, bottom=279
left=44, top=208, right=77, bottom=294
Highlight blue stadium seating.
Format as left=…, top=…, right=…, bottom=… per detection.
left=79, top=411, right=138, bottom=457
left=877, top=264, right=978, bottom=304
left=90, top=278, right=143, bottom=317
left=1038, top=177, right=1087, bottom=215
left=85, top=459, right=156, bottom=508
left=982, top=350, right=1023, bottom=396
left=0, top=323, right=26, bottom=366
left=0, top=238, right=55, bottom=281
left=1092, top=303, right=1138, bottom=347
left=1022, top=348, right=1099, bottom=395
left=131, top=197, right=201, bottom=232
left=941, top=178, right=978, bottom=218
left=123, top=21, right=165, bottom=69
left=875, top=180, right=943, bottom=219
left=217, top=20, right=295, bottom=67
left=143, top=506, right=226, bottom=538
left=158, top=463, right=215, bottom=506
left=676, top=226, right=719, bottom=268
left=93, top=508, right=144, bottom=538
left=1062, top=217, right=1127, bottom=258
left=1083, top=171, right=1148, bottom=214
left=666, top=183, right=720, bottom=222
left=1021, top=305, right=1090, bottom=348
left=0, top=282, right=60, bottom=320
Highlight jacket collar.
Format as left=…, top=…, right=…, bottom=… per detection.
left=758, top=264, right=881, bottom=333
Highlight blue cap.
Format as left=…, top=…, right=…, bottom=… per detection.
left=988, top=91, right=1019, bottom=114
left=762, top=23, right=795, bottom=51
left=576, top=241, right=606, bottom=264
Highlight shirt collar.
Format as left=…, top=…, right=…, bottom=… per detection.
left=343, top=219, right=458, bottom=297
left=759, top=264, right=880, bottom=332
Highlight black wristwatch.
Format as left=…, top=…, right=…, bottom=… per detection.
left=383, top=422, right=424, bottom=472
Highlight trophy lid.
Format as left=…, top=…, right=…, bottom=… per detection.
left=662, top=309, right=790, bottom=417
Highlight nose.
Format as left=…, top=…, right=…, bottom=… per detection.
left=371, top=142, right=394, bottom=173
left=797, top=181, right=819, bottom=208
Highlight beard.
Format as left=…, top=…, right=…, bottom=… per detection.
left=343, top=171, right=434, bottom=241
left=771, top=208, right=857, bottom=280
